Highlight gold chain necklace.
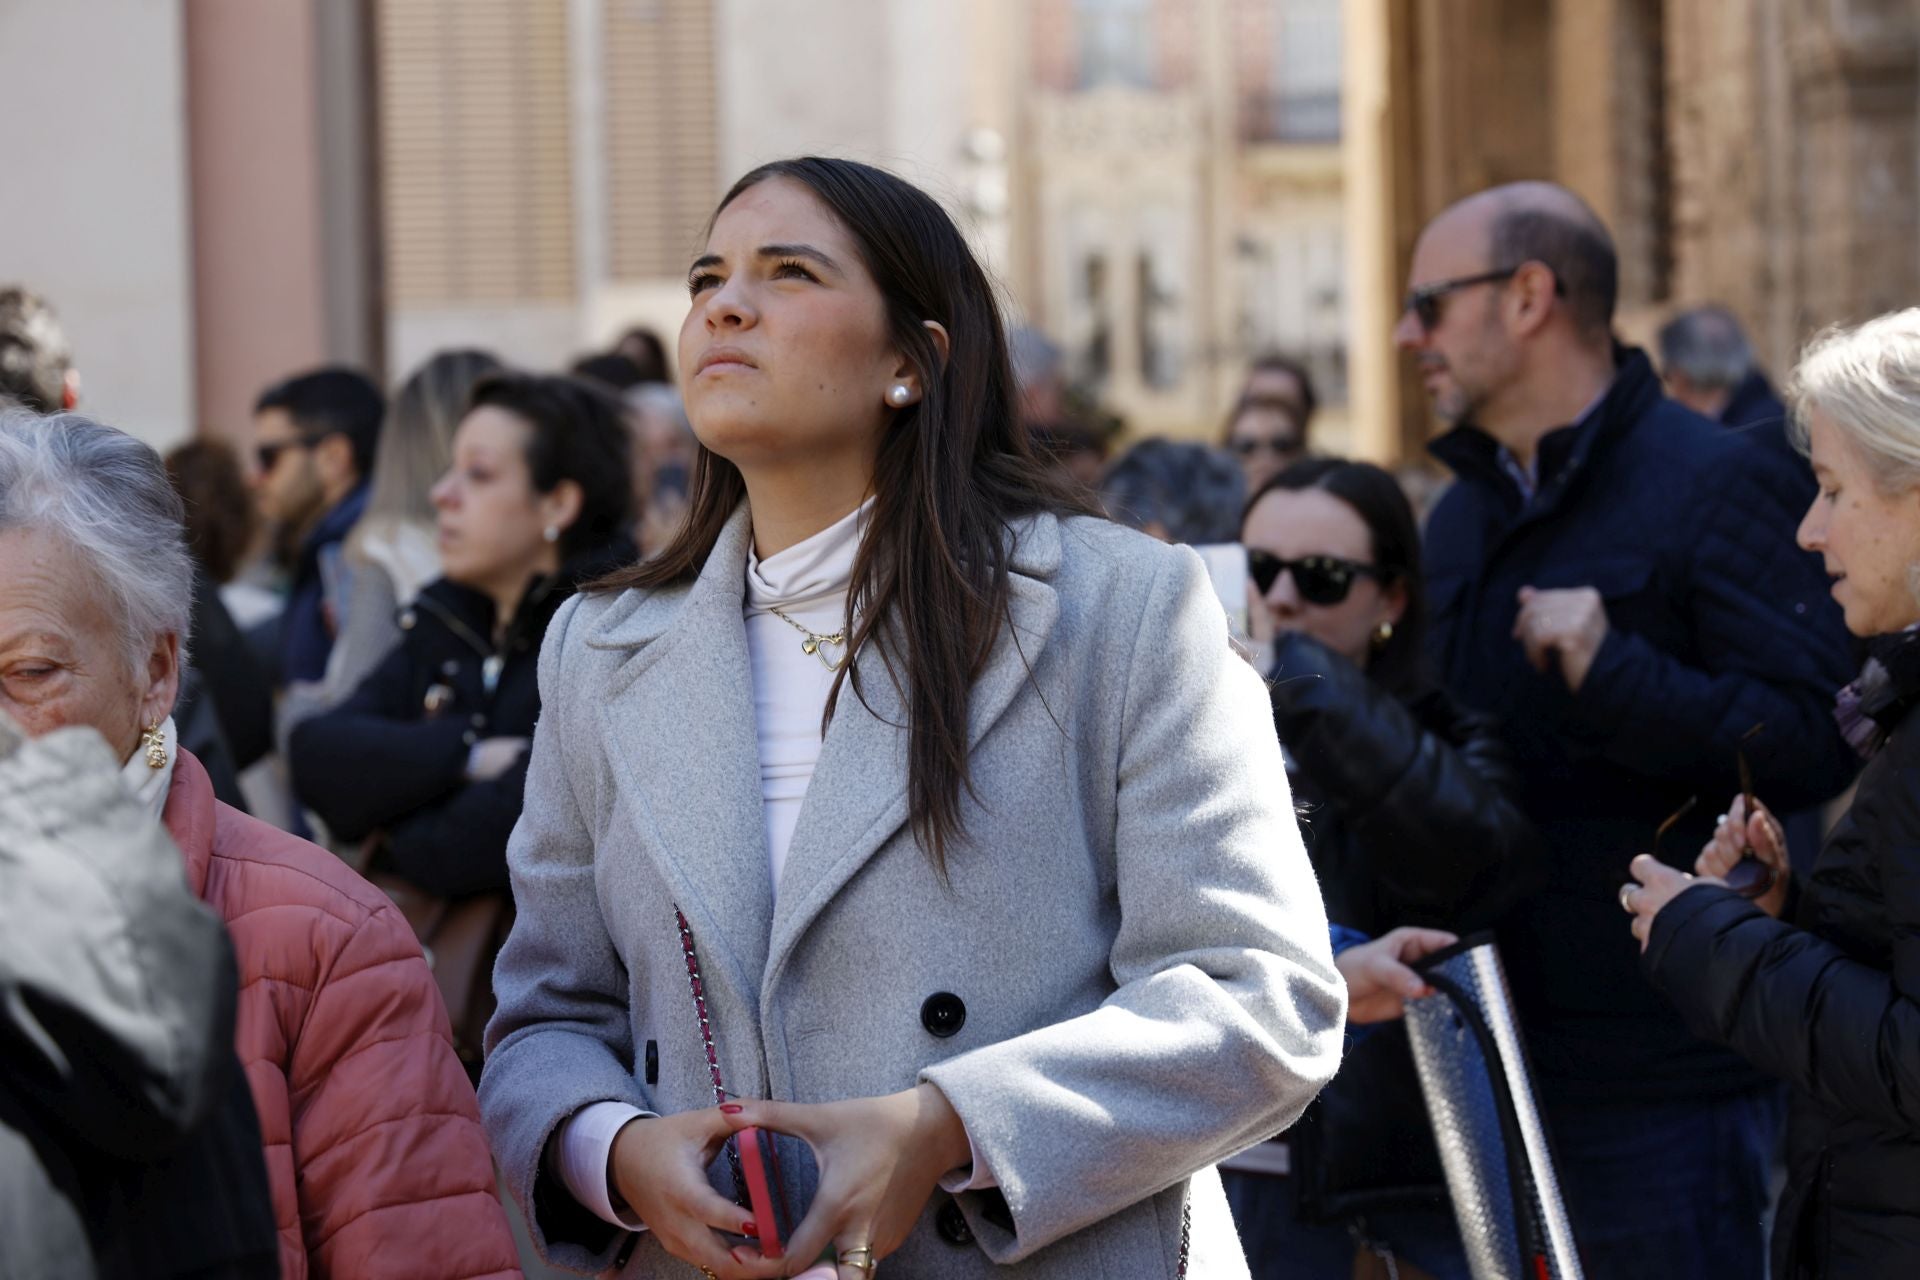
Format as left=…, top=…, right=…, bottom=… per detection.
left=766, top=605, right=847, bottom=671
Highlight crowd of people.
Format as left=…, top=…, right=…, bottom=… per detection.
left=1, top=157, right=1916, bottom=1280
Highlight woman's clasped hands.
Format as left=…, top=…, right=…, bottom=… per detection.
left=1621, top=793, right=1791, bottom=950
left=610, top=1084, right=973, bottom=1279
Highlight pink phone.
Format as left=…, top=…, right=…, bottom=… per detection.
left=734, top=1126, right=789, bottom=1259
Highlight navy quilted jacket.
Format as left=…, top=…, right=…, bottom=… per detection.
left=1422, top=347, right=1858, bottom=1100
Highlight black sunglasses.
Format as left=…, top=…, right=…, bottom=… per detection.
left=255, top=437, right=313, bottom=473
left=1403, top=264, right=1566, bottom=332
left=1247, top=550, right=1383, bottom=606
left=1231, top=435, right=1305, bottom=459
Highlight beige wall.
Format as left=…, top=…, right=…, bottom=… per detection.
left=713, top=0, right=1013, bottom=273
left=185, top=0, right=331, bottom=445
left=0, top=0, right=194, bottom=447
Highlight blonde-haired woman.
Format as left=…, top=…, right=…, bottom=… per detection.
left=1624, top=307, right=1920, bottom=1278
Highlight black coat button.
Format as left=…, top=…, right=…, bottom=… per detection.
left=920, top=992, right=966, bottom=1038
left=935, top=1199, right=973, bottom=1246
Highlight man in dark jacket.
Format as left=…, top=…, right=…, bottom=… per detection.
left=251, top=366, right=385, bottom=686
left=1659, top=304, right=1832, bottom=873
left=1659, top=304, right=1790, bottom=433
left=1659, top=302, right=1807, bottom=489
left=1394, top=182, right=1858, bottom=1278
left=0, top=712, right=277, bottom=1279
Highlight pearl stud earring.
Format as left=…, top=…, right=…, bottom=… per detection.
left=888, top=384, right=912, bottom=407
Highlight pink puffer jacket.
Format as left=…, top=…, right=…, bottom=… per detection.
left=163, top=750, right=521, bottom=1280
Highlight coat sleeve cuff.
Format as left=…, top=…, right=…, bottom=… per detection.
left=1642, top=882, right=1754, bottom=988
left=551, top=1102, right=653, bottom=1230
left=938, top=1121, right=1001, bottom=1193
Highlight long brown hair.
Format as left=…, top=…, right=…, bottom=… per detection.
left=596, top=157, right=1098, bottom=868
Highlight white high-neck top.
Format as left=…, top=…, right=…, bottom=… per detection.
left=743, top=500, right=867, bottom=895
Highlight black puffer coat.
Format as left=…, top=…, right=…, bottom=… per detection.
left=1646, top=632, right=1920, bottom=1279
left=290, top=538, right=633, bottom=897
left=1269, top=631, right=1538, bottom=1217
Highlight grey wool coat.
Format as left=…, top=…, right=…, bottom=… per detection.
left=479, top=505, right=1345, bottom=1278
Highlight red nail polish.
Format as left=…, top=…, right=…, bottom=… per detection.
left=742, top=1220, right=758, bottom=1236
left=720, top=1103, right=744, bottom=1114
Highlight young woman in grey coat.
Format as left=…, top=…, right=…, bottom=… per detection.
left=478, top=156, right=1346, bottom=1280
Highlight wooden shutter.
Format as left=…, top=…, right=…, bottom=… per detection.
left=604, top=0, right=719, bottom=283
left=376, top=0, right=576, bottom=304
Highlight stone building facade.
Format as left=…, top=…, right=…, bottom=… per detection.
left=1345, top=0, right=1920, bottom=464
left=1020, top=0, right=1350, bottom=439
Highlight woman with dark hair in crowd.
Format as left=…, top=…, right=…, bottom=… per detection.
left=617, top=324, right=673, bottom=384
left=1625, top=309, right=1920, bottom=1278
left=1223, top=393, right=1309, bottom=497
left=290, top=371, right=634, bottom=901
left=1224, top=457, right=1537, bottom=1280
left=164, top=439, right=274, bottom=789
left=478, top=156, right=1345, bottom=1280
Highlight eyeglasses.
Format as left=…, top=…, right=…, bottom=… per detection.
left=1403, top=268, right=1520, bottom=332
left=1247, top=550, right=1382, bottom=606
left=1403, top=264, right=1567, bottom=333
left=1646, top=724, right=1775, bottom=901
left=1231, top=435, right=1305, bottom=460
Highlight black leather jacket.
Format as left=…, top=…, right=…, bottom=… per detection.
left=1268, top=632, right=1539, bottom=1219
left=291, top=537, right=633, bottom=897
left=1271, top=631, right=1538, bottom=934
left=1647, top=631, right=1920, bottom=1279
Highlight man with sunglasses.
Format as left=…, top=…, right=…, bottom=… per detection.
left=249, top=366, right=385, bottom=687
left=1395, top=182, right=1858, bottom=1278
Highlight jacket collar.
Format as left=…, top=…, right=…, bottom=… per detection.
left=161, top=748, right=219, bottom=900
left=415, top=535, right=637, bottom=660
left=1721, top=371, right=1784, bottom=429
left=1430, top=345, right=1662, bottom=523
left=586, top=501, right=1065, bottom=1016
left=297, top=483, right=370, bottom=567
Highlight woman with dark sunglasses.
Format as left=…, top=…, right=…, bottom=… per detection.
left=1223, top=457, right=1538, bottom=1280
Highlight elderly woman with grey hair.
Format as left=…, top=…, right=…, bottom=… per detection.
left=1622, top=308, right=1920, bottom=1278
left=0, top=409, right=521, bottom=1280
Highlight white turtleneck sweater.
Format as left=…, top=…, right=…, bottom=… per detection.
left=741, top=499, right=866, bottom=890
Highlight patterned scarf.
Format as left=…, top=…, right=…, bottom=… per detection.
left=1834, top=626, right=1920, bottom=758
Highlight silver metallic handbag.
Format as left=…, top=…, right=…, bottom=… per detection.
left=1403, top=934, right=1584, bottom=1280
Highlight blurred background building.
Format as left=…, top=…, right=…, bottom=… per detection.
left=0, top=0, right=1350, bottom=451
left=2, top=0, right=1914, bottom=463
left=1345, top=0, right=1920, bottom=461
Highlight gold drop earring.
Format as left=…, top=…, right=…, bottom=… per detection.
left=142, top=721, right=168, bottom=770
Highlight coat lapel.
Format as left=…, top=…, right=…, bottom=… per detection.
left=765, top=514, right=1064, bottom=988
left=589, top=505, right=776, bottom=1030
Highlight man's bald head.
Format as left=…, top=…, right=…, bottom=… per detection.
left=1430, top=182, right=1618, bottom=339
